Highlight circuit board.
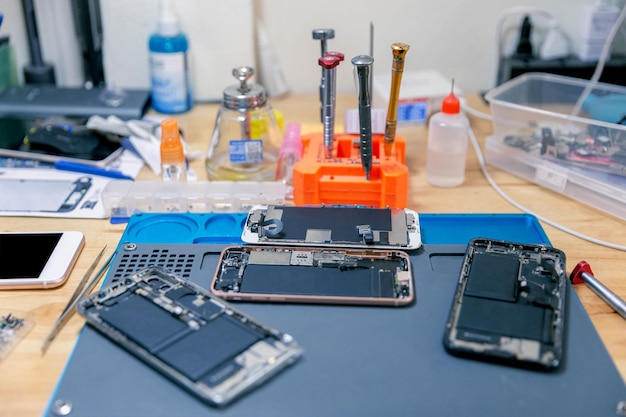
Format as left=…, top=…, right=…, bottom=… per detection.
left=211, top=246, right=414, bottom=306
left=241, top=204, right=421, bottom=249
left=77, top=266, right=302, bottom=406
left=503, top=122, right=626, bottom=176
left=444, top=238, right=567, bottom=370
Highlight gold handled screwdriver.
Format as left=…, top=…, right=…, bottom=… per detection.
left=383, top=43, right=410, bottom=158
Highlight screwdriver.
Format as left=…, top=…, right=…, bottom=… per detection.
left=570, top=260, right=626, bottom=320
left=384, top=43, right=410, bottom=158
left=319, top=55, right=341, bottom=159
left=352, top=55, right=374, bottom=180
left=312, top=28, right=334, bottom=57
left=313, top=29, right=335, bottom=123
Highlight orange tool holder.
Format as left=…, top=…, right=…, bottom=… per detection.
left=292, top=133, right=408, bottom=208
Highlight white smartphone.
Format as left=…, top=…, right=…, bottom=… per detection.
left=241, top=205, right=422, bottom=250
left=0, top=231, right=85, bottom=289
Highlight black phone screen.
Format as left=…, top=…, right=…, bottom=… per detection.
left=0, top=233, right=61, bottom=279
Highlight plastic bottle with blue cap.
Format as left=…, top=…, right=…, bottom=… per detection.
left=149, top=0, right=192, bottom=114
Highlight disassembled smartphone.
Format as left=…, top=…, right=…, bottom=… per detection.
left=443, top=238, right=567, bottom=370
left=0, top=231, right=84, bottom=289
left=211, top=246, right=414, bottom=306
left=77, top=266, right=303, bottom=407
left=241, top=204, right=421, bottom=250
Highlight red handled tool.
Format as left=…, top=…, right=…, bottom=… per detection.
left=570, top=261, right=626, bottom=320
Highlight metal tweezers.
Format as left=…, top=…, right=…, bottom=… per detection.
left=41, top=246, right=114, bottom=354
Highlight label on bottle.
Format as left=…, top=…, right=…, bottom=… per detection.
left=149, top=51, right=191, bottom=113
left=398, top=99, right=428, bottom=123
left=229, top=140, right=263, bottom=163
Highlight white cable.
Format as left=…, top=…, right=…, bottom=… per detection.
left=467, top=126, right=626, bottom=252
left=460, top=97, right=493, bottom=121
left=571, top=2, right=626, bottom=117
left=539, top=21, right=570, bottom=60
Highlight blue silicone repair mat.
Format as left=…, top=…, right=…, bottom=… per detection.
left=44, top=213, right=626, bottom=416
left=114, top=212, right=551, bottom=246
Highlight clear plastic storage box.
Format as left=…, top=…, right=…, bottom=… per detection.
left=100, top=180, right=286, bottom=220
left=485, top=73, right=626, bottom=220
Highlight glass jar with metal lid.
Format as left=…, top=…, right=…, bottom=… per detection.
left=206, top=66, right=282, bottom=181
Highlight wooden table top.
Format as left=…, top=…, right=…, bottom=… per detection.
left=1, top=93, right=625, bottom=417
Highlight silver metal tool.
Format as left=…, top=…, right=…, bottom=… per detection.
left=321, top=51, right=344, bottom=141
left=312, top=28, right=335, bottom=58
left=369, top=22, right=374, bottom=95
left=570, top=260, right=626, bottom=320
left=313, top=29, right=335, bottom=123
left=325, top=51, right=345, bottom=62
left=41, top=249, right=115, bottom=354
left=319, top=55, right=340, bottom=159
left=59, top=246, right=107, bottom=318
left=232, top=66, right=255, bottom=140
left=352, top=55, right=374, bottom=180
left=384, top=43, right=410, bottom=158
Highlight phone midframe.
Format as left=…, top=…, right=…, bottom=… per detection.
left=211, top=245, right=414, bottom=306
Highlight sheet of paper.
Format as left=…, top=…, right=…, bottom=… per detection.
left=0, top=150, right=144, bottom=219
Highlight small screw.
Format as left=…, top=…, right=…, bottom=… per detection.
left=123, top=243, right=137, bottom=251
left=51, top=399, right=73, bottom=416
